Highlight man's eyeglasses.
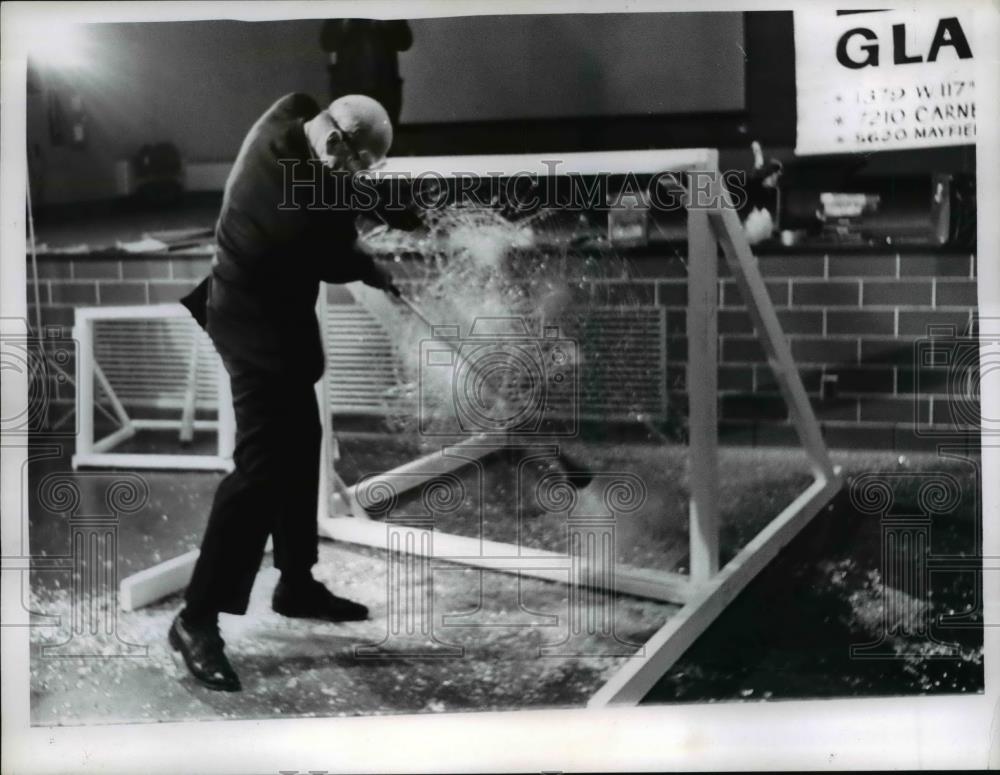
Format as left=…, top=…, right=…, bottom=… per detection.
left=325, top=116, right=386, bottom=173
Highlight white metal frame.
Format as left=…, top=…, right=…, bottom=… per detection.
left=321, top=148, right=843, bottom=706
left=118, top=149, right=842, bottom=707
left=72, top=303, right=235, bottom=472
left=588, top=159, right=843, bottom=705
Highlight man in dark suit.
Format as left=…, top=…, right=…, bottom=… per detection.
left=320, top=19, right=412, bottom=126
left=171, top=93, right=399, bottom=692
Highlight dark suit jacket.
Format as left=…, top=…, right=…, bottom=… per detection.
left=181, top=93, right=374, bottom=384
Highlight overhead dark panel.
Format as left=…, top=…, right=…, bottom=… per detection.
left=400, top=13, right=746, bottom=123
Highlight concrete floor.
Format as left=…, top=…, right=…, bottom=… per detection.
left=29, top=542, right=675, bottom=724
left=24, top=437, right=984, bottom=725
left=25, top=438, right=677, bottom=725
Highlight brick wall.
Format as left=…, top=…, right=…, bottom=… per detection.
left=27, top=248, right=979, bottom=450
left=642, top=249, right=980, bottom=451
left=28, top=254, right=212, bottom=409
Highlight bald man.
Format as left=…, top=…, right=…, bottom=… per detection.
left=172, top=93, right=398, bottom=692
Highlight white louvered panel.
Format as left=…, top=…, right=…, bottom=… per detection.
left=93, top=319, right=221, bottom=411
left=325, top=305, right=410, bottom=416
left=89, top=302, right=667, bottom=422
left=324, top=302, right=667, bottom=422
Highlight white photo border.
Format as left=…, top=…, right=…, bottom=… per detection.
left=1, top=0, right=997, bottom=772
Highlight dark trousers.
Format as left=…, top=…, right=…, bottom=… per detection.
left=184, top=359, right=322, bottom=615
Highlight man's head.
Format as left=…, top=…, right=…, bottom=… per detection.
left=306, top=94, right=393, bottom=173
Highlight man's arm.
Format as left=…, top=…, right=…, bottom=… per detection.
left=305, top=212, right=398, bottom=294
left=317, top=239, right=399, bottom=295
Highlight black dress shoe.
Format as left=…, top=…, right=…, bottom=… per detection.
left=168, top=614, right=242, bottom=692
left=272, top=578, right=369, bottom=622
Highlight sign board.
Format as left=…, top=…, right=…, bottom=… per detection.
left=794, top=10, right=977, bottom=154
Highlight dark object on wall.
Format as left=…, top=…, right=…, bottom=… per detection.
left=132, top=142, right=184, bottom=206
left=47, top=89, right=87, bottom=148
left=862, top=175, right=952, bottom=247
left=779, top=162, right=960, bottom=247
left=948, top=173, right=976, bottom=249
left=744, top=11, right=796, bottom=147
left=320, top=19, right=412, bottom=127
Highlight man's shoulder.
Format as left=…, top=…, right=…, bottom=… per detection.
left=240, top=93, right=320, bottom=160
left=265, top=93, right=322, bottom=122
